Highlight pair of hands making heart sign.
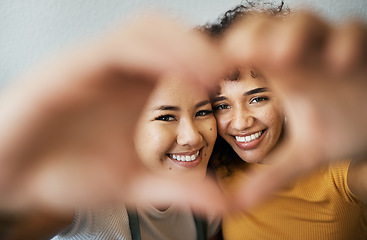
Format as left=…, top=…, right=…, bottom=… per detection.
left=1, top=12, right=366, bottom=214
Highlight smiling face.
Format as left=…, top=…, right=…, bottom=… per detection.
left=134, top=77, right=217, bottom=180
left=213, top=68, right=284, bottom=164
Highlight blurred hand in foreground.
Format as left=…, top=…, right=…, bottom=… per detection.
left=221, top=12, right=367, bottom=209
left=0, top=14, right=227, bottom=214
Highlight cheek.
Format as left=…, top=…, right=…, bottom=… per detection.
left=197, top=118, right=217, bottom=145
left=135, top=125, right=175, bottom=165
left=207, top=119, right=218, bottom=146
left=263, top=107, right=284, bottom=138
left=215, top=114, right=230, bottom=138
left=198, top=119, right=217, bottom=157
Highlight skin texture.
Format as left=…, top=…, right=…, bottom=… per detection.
left=213, top=68, right=283, bottom=164
left=134, top=77, right=217, bottom=181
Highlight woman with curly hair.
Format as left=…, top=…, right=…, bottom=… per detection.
left=204, top=2, right=367, bottom=239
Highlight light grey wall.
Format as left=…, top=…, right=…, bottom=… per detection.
left=1, top=0, right=367, bottom=85
left=286, top=0, right=367, bottom=22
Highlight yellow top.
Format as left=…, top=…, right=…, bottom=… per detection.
left=219, top=160, right=367, bottom=240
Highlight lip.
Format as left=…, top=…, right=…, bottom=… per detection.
left=167, top=148, right=203, bottom=168
left=232, top=129, right=266, bottom=150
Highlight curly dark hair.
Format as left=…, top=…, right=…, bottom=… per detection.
left=203, top=1, right=289, bottom=38
left=205, top=1, right=289, bottom=178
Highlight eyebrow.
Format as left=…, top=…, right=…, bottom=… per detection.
left=212, top=87, right=269, bottom=103
left=195, top=100, right=211, bottom=108
left=244, top=87, right=268, bottom=96
left=154, top=105, right=180, bottom=111
left=153, top=100, right=211, bottom=112
left=212, top=96, right=227, bottom=103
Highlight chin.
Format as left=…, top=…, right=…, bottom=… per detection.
left=186, top=170, right=207, bottom=181
left=240, top=157, right=261, bottom=164
left=168, top=167, right=207, bottom=180
left=235, top=150, right=264, bottom=164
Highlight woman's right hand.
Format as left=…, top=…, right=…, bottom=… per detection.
left=221, top=12, right=367, bottom=210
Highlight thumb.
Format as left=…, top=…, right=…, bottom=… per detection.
left=233, top=141, right=324, bottom=210
left=234, top=96, right=329, bottom=209
left=126, top=175, right=229, bottom=217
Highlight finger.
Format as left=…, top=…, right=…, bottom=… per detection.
left=326, top=21, right=367, bottom=76
left=220, top=14, right=278, bottom=66
left=107, top=14, right=227, bottom=91
left=221, top=12, right=331, bottom=74
left=270, top=13, right=331, bottom=72
left=233, top=140, right=325, bottom=210
left=126, top=175, right=228, bottom=217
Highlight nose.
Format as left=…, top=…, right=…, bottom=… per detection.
left=177, top=119, right=203, bottom=146
left=231, top=106, right=254, bottom=131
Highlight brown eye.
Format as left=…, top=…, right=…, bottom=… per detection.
left=196, top=110, right=213, bottom=117
left=155, top=115, right=176, bottom=121
left=250, top=97, right=268, bottom=104
left=214, top=104, right=230, bottom=110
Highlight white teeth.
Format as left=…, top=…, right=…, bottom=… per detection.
left=169, top=150, right=200, bottom=162
left=235, top=130, right=263, bottom=143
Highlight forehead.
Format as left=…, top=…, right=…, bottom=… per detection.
left=147, top=77, right=210, bottom=108
left=218, top=70, right=269, bottom=95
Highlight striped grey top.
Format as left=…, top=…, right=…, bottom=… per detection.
left=51, top=204, right=220, bottom=240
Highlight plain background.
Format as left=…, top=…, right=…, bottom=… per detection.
left=1, top=0, right=367, bottom=85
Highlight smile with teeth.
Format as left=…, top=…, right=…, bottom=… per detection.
left=235, top=130, right=264, bottom=143
left=168, top=150, right=200, bottom=162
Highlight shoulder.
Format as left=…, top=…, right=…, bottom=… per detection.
left=328, top=159, right=352, bottom=183
left=347, top=158, right=367, bottom=205
left=55, top=205, right=130, bottom=239
left=325, top=159, right=367, bottom=205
